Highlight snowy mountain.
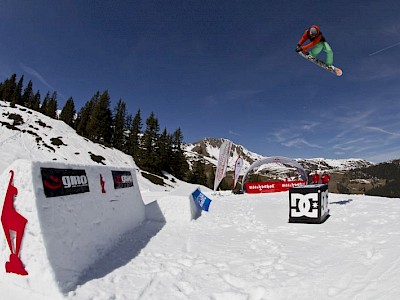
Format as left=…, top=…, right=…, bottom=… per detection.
left=183, top=137, right=263, bottom=173
left=184, top=137, right=374, bottom=175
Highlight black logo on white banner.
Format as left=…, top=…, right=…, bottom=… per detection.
left=112, top=171, right=134, bottom=189
left=41, top=168, right=90, bottom=197
left=290, top=193, right=319, bottom=218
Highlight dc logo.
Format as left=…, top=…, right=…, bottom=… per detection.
left=196, top=193, right=207, bottom=206
left=320, top=191, right=329, bottom=215
left=290, top=193, right=319, bottom=218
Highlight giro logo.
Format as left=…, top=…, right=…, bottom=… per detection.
left=41, top=168, right=90, bottom=198
left=62, top=175, right=88, bottom=188
left=43, top=175, right=62, bottom=190
left=290, top=193, right=319, bottom=218
left=114, top=175, right=133, bottom=185
left=112, top=171, right=134, bottom=189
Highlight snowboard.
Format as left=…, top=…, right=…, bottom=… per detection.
left=298, top=51, right=343, bottom=76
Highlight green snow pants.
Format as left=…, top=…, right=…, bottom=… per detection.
left=310, top=42, right=333, bottom=66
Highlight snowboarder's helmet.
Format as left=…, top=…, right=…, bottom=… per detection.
left=310, top=27, right=318, bottom=36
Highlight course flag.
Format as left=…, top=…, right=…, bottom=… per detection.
left=213, top=140, right=232, bottom=191
left=233, top=156, right=243, bottom=189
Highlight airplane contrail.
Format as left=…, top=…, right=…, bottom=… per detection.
left=369, top=41, right=400, bottom=56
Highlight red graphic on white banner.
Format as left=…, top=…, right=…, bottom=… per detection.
left=1, top=170, right=28, bottom=275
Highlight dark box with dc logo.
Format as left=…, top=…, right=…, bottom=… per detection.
left=289, top=184, right=330, bottom=224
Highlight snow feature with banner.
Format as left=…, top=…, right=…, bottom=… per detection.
left=213, top=140, right=232, bottom=191
left=241, top=156, right=308, bottom=193
left=0, top=159, right=146, bottom=295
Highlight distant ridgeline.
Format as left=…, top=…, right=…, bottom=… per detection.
left=335, top=160, right=400, bottom=198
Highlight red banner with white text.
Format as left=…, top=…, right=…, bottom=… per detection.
left=245, top=180, right=306, bottom=194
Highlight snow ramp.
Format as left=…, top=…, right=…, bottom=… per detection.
left=0, top=159, right=146, bottom=296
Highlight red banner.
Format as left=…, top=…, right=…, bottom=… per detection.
left=245, top=180, right=306, bottom=194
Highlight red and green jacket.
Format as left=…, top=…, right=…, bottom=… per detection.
left=298, top=25, right=326, bottom=51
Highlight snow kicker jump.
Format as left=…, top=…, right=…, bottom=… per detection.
left=0, top=159, right=146, bottom=295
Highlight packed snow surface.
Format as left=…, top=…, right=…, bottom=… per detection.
left=2, top=171, right=400, bottom=299
left=72, top=187, right=400, bottom=300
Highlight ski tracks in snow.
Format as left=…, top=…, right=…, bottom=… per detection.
left=322, top=195, right=400, bottom=299
left=133, top=194, right=285, bottom=300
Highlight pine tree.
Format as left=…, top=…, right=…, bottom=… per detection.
left=123, top=113, right=133, bottom=153
left=86, top=90, right=113, bottom=145
left=171, top=128, right=189, bottom=180
left=75, top=92, right=99, bottom=137
left=32, top=91, right=41, bottom=111
left=112, top=99, right=127, bottom=150
left=46, top=91, right=58, bottom=119
left=41, top=92, right=50, bottom=114
left=141, top=112, right=160, bottom=173
left=158, top=128, right=173, bottom=173
left=21, top=80, right=34, bottom=107
left=11, top=75, right=24, bottom=107
left=189, top=160, right=207, bottom=186
left=128, top=109, right=142, bottom=163
left=59, top=97, right=76, bottom=127
left=1, top=74, right=17, bottom=102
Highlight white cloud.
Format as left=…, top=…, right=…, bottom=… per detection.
left=229, top=130, right=241, bottom=137
left=283, top=138, right=322, bottom=149
left=365, top=126, right=400, bottom=137
left=19, top=63, right=56, bottom=91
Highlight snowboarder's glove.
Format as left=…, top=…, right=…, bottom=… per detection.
left=295, top=45, right=302, bottom=52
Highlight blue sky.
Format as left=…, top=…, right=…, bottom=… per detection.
left=1, top=1, right=400, bottom=162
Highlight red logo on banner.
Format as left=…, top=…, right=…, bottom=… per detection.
left=43, top=175, right=63, bottom=190
left=100, top=174, right=106, bottom=193
left=1, top=170, right=28, bottom=275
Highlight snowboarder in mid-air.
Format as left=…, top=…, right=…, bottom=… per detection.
left=296, top=25, right=342, bottom=76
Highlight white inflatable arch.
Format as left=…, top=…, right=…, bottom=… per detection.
left=241, top=156, right=308, bottom=192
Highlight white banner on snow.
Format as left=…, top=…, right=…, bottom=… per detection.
left=213, top=140, right=232, bottom=191
left=233, top=156, right=243, bottom=189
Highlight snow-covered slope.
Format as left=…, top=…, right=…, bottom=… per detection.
left=71, top=191, right=400, bottom=300
left=0, top=100, right=135, bottom=172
